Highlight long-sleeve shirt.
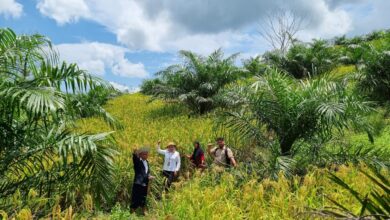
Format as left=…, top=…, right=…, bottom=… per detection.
left=132, top=153, right=150, bottom=186
left=142, top=159, right=148, bottom=174
left=190, top=148, right=205, bottom=167
left=157, top=147, right=181, bottom=172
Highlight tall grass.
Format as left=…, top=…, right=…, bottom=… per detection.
left=76, top=93, right=214, bottom=155
left=2, top=93, right=389, bottom=219
left=150, top=164, right=386, bottom=220
left=74, top=94, right=388, bottom=219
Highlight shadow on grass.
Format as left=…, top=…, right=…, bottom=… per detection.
left=146, top=103, right=190, bottom=120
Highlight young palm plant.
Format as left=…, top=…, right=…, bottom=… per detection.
left=0, top=28, right=119, bottom=213
left=141, top=49, right=243, bottom=114
left=355, top=43, right=390, bottom=104
left=263, top=40, right=341, bottom=78
left=313, top=165, right=389, bottom=219
left=217, top=68, right=373, bottom=156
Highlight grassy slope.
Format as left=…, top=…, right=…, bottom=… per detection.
left=77, top=94, right=389, bottom=220
left=77, top=93, right=213, bottom=157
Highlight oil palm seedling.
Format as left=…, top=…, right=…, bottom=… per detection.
left=263, top=40, right=341, bottom=78
left=0, top=28, right=120, bottom=214
left=313, top=165, right=389, bottom=219
left=217, top=68, right=373, bottom=156
left=141, top=49, right=244, bottom=114
left=355, top=43, right=390, bottom=104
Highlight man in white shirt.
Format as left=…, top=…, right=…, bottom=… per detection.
left=157, top=141, right=181, bottom=190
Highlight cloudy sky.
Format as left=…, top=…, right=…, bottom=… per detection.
left=1, top=0, right=389, bottom=91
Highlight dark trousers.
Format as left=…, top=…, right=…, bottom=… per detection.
left=130, top=183, right=148, bottom=209
left=162, top=170, right=175, bottom=190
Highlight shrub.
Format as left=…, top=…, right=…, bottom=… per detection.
left=356, top=47, right=390, bottom=104
left=218, top=68, right=373, bottom=155
left=313, top=166, right=389, bottom=219
left=263, top=40, right=341, bottom=78
left=140, top=49, right=244, bottom=114
left=0, top=28, right=118, bottom=217
left=140, top=78, right=162, bottom=95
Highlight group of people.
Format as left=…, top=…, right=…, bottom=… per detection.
left=130, top=137, right=237, bottom=214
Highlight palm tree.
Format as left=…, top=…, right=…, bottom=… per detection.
left=141, top=49, right=243, bottom=114
left=0, top=28, right=119, bottom=211
left=263, top=40, right=341, bottom=78
left=242, top=55, right=267, bottom=76
left=218, top=68, right=373, bottom=155
left=355, top=44, right=390, bottom=104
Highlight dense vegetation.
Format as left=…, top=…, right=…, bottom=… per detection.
left=1, top=27, right=389, bottom=219
left=0, top=28, right=121, bottom=218
left=218, top=69, right=373, bottom=155
left=141, top=49, right=244, bottom=114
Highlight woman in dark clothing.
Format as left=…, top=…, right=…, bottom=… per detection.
left=186, top=141, right=206, bottom=169
left=130, top=148, right=154, bottom=215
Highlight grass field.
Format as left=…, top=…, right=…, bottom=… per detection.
left=74, top=93, right=389, bottom=219
left=77, top=93, right=215, bottom=168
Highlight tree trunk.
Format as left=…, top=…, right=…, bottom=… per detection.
left=280, top=137, right=295, bottom=156
left=198, top=102, right=210, bottom=115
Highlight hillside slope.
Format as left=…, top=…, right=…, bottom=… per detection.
left=77, top=93, right=213, bottom=155
left=77, top=94, right=388, bottom=219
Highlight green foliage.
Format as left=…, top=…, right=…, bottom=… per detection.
left=66, top=86, right=123, bottom=129
left=150, top=164, right=386, bottom=220
left=242, top=55, right=267, bottom=76
left=110, top=204, right=133, bottom=219
left=355, top=45, right=390, bottom=104
left=140, top=78, right=162, bottom=95
left=264, top=40, right=341, bottom=78
left=218, top=68, right=373, bottom=155
left=0, top=28, right=118, bottom=216
left=340, top=43, right=371, bottom=66
left=1, top=26, right=390, bottom=220
left=75, top=92, right=390, bottom=219
left=141, top=49, right=244, bottom=114
left=315, top=166, right=389, bottom=219
left=334, top=29, right=390, bottom=46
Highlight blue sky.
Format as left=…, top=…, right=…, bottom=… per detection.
left=1, top=0, right=389, bottom=91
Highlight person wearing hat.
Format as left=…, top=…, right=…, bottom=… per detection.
left=130, top=147, right=154, bottom=215
left=156, top=141, right=181, bottom=190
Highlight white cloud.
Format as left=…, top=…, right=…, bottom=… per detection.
left=109, top=81, right=129, bottom=92
left=348, top=0, right=390, bottom=36
left=297, top=1, right=352, bottom=41
left=110, top=81, right=140, bottom=93
left=0, top=0, right=23, bottom=18
left=34, top=0, right=277, bottom=53
left=55, top=42, right=148, bottom=78
left=37, top=0, right=89, bottom=25
left=37, top=0, right=388, bottom=54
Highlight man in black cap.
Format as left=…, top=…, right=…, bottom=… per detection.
left=130, top=147, right=154, bottom=215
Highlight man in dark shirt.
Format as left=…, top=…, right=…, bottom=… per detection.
left=131, top=147, right=154, bottom=215
left=186, top=141, right=206, bottom=169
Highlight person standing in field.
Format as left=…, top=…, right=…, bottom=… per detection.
left=156, top=141, right=181, bottom=190
left=186, top=141, right=206, bottom=169
left=207, top=137, right=237, bottom=168
left=130, top=147, right=154, bottom=215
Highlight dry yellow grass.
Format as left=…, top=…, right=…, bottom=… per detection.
left=4, top=93, right=388, bottom=219
left=76, top=93, right=214, bottom=162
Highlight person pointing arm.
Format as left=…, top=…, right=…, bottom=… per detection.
left=156, top=140, right=166, bottom=155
